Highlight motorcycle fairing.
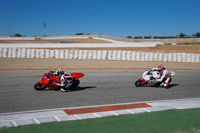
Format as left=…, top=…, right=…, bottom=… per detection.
left=71, top=73, right=84, bottom=80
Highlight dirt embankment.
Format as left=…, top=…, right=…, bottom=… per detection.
left=1, top=36, right=199, bottom=54
left=0, top=58, right=200, bottom=70
left=58, top=45, right=200, bottom=54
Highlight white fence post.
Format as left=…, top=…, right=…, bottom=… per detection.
left=182, top=53, right=186, bottom=62
left=168, top=53, right=173, bottom=62
left=69, top=50, right=74, bottom=59
left=40, top=49, right=45, bottom=58
left=74, top=50, right=79, bottom=59
left=163, top=53, right=168, bottom=62
left=78, top=50, right=83, bottom=59
left=136, top=52, right=141, bottom=61
left=45, top=49, right=50, bottom=58
left=17, top=48, right=22, bottom=58
left=31, top=49, right=36, bottom=58
left=112, top=50, right=117, bottom=60
left=144, top=52, right=149, bottom=61
left=158, top=53, right=164, bottom=62
left=141, top=52, right=145, bottom=61
left=27, top=49, right=31, bottom=58
left=55, top=50, right=60, bottom=59
left=122, top=51, right=127, bottom=60
left=102, top=50, right=107, bottom=60
left=8, top=48, right=12, bottom=58
left=97, top=50, right=102, bottom=60
left=153, top=53, right=158, bottom=62
left=0, top=48, right=2, bottom=57
left=149, top=52, right=154, bottom=61
left=3, top=48, right=8, bottom=58
left=173, top=53, right=177, bottom=62
left=186, top=53, right=191, bottom=63
left=117, top=50, right=122, bottom=60
left=50, top=50, right=55, bottom=58
left=83, top=50, right=88, bottom=59
left=127, top=51, right=132, bottom=61
left=12, top=48, right=17, bottom=58
left=65, top=50, right=69, bottom=59
left=36, top=49, right=40, bottom=58
left=60, top=50, right=65, bottom=59
left=21, top=49, right=27, bottom=58
left=92, top=50, right=97, bottom=60
left=107, top=50, right=112, bottom=60
left=196, top=54, right=200, bottom=63
left=177, top=53, right=182, bottom=62
left=191, top=54, right=196, bottom=63
left=132, top=51, right=136, bottom=61
left=88, top=50, right=93, bottom=59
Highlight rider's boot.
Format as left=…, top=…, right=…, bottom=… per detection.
left=163, top=77, right=170, bottom=88
left=53, top=82, right=66, bottom=91
left=164, top=82, right=169, bottom=88
left=61, top=82, right=73, bottom=92
left=61, top=87, right=67, bottom=92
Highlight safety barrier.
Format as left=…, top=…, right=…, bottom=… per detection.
left=0, top=48, right=199, bottom=63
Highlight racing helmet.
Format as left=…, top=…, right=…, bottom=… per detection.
left=54, top=69, right=61, bottom=76
left=158, top=65, right=165, bottom=70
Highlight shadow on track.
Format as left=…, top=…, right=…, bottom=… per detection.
left=168, top=84, right=180, bottom=89
left=155, top=83, right=180, bottom=89
left=72, top=86, right=97, bottom=91
left=138, top=83, right=180, bottom=89
left=39, top=86, right=97, bottom=92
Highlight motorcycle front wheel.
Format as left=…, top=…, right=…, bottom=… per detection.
left=135, top=79, right=146, bottom=87
left=34, top=82, right=46, bottom=90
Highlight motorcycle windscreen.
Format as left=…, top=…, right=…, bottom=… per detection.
left=71, top=73, right=84, bottom=80
left=42, top=73, right=53, bottom=79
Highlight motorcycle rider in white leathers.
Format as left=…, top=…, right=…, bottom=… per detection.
left=52, top=69, right=73, bottom=92
left=148, top=65, right=171, bottom=88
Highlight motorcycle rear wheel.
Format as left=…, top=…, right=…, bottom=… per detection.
left=71, top=79, right=80, bottom=89
left=34, top=82, right=46, bottom=90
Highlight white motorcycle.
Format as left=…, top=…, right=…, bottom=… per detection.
left=135, top=69, right=175, bottom=88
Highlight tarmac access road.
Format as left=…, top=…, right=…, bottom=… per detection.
left=0, top=70, right=200, bottom=114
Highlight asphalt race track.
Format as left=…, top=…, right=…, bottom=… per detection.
left=0, top=70, right=200, bottom=114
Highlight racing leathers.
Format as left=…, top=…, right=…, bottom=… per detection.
left=60, top=72, right=74, bottom=92
left=48, top=70, right=64, bottom=87
left=49, top=69, right=73, bottom=91
left=148, top=67, right=171, bottom=87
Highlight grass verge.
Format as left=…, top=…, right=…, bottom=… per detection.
left=1, top=108, right=200, bottom=133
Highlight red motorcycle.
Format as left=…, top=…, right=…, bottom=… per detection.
left=34, top=71, right=84, bottom=91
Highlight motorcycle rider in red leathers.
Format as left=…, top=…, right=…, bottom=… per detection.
left=49, top=69, right=73, bottom=92
left=148, top=65, right=171, bottom=88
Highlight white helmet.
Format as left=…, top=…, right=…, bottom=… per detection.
left=54, top=69, right=61, bottom=76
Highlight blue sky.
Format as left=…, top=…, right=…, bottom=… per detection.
left=1, top=0, right=200, bottom=37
